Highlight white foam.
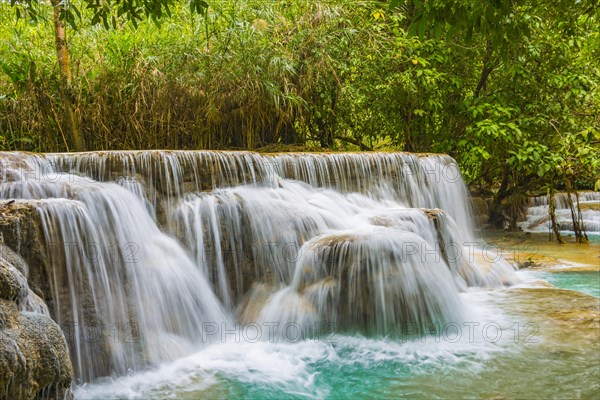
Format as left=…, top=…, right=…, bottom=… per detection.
left=74, top=291, right=519, bottom=399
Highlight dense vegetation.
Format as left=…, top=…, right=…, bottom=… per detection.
left=1, top=0, right=599, bottom=232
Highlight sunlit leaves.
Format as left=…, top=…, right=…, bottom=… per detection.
left=190, top=0, right=207, bottom=15
left=8, top=0, right=209, bottom=29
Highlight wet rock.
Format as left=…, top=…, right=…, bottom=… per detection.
left=421, top=207, right=444, bottom=220
left=0, top=308, right=73, bottom=400
left=470, top=196, right=493, bottom=228
left=0, top=241, right=29, bottom=278
left=516, top=259, right=539, bottom=269
left=0, top=257, right=28, bottom=307
left=0, top=247, right=73, bottom=400
left=579, top=202, right=600, bottom=211
left=0, top=201, right=49, bottom=305
left=236, top=283, right=277, bottom=324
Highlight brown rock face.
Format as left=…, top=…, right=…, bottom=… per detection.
left=0, top=201, right=50, bottom=307
left=0, top=243, right=73, bottom=400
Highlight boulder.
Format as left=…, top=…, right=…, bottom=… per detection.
left=0, top=201, right=49, bottom=306
left=0, top=248, right=73, bottom=400
left=0, top=305, right=73, bottom=400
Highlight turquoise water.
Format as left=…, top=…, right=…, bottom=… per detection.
left=71, top=242, right=600, bottom=399
left=71, top=265, right=600, bottom=400
left=73, top=332, right=519, bottom=399
left=73, top=290, right=600, bottom=399
left=560, top=231, right=600, bottom=244
left=535, top=271, right=600, bottom=298
left=74, top=323, right=600, bottom=400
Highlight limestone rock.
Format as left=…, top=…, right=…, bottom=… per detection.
left=0, top=243, right=73, bottom=400
left=0, top=201, right=49, bottom=305
left=0, top=307, right=73, bottom=400
left=0, top=257, right=28, bottom=308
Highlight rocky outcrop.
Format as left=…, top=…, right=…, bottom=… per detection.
left=2, top=160, right=74, bottom=397
left=0, top=244, right=73, bottom=400
left=0, top=201, right=49, bottom=306
left=0, top=200, right=111, bottom=382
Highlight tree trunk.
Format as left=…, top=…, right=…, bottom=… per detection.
left=548, top=186, right=564, bottom=244
left=51, top=0, right=85, bottom=151
left=474, top=40, right=496, bottom=99
left=565, top=178, right=588, bottom=243
left=489, top=164, right=510, bottom=229
left=574, top=190, right=589, bottom=243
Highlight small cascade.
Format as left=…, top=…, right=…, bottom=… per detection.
left=520, top=191, right=600, bottom=235
left=172, top=181, right=340, bottom=306
left=115, top=176, right=156, bottom=219
left=46, top=151, right=270, bottom=214
left=171, top=178, right=513, bottom=337
left=269, top=153, right=475, bottom=239
left=0, top=150, right=517, bottom=385
left=42, top=151, right=475, bottom=235
left=257, top=228, right=465, bottom=336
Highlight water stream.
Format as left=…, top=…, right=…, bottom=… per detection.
left=520, top=192, right=600, bottom=242
left=1, top=151, right=598, bottom=398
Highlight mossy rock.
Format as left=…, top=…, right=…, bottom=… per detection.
left=0, top=308, right=73, bottom=400
left=0, top=258, right=28, bottom=306
left=0, top=248, right=73, bottom=400
left=0, top=202, right=50, bottom=310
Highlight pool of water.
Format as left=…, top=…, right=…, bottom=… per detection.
left=529, top=270, right=600, bottom=298
left=74, top=287, right=600, bottom=399
left=73, top=232, right=600, bottom=400
left=559, top=231, right=600, bottom=244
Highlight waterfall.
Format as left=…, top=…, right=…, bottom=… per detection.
left=44, top=151, right=475, bottom=235
left=0, top=150, right=515, bottom=383
left=1, top=155, right=229, bottom=381
left=256, top=227, right=465, bottom=336
left=520, top=192, right=600, bottom=235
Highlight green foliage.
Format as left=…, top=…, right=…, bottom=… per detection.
left=9, top=0, right=208, bottom=29
left=0, top=0, right=598, bottom=203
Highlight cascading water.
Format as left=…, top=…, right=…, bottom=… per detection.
left=1, top=155, right=229, bottom=381
left=520, top=192, right=600, bottom=239
left=0, top=150, right=518, bottom=392
left=173, top=180, right=513, bottom=337
left=268, top=153, right=476, bottom=240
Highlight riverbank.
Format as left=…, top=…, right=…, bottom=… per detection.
left=482, top=231, right=600, bottom=272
